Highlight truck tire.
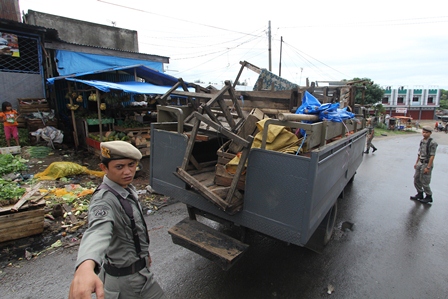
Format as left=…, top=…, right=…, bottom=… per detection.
left=318, top=201, right=338, bottom=245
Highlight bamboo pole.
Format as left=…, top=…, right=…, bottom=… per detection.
left=278, top=113, right=319, bottom=122
left=67, top=84, right=79, bottom=148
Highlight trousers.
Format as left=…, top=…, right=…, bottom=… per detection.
left=413, top=162, right=433, bottom=195
left=100, top=266, right=166, bottom=299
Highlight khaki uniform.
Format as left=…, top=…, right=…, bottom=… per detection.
left=366, top=126, right=375, bottom=149
left=414, top=138, right=438, bottom=196
left=76, top=175, right=165, bottom=299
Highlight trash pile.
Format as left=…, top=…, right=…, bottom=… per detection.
left=0, top=146, right=171, bottom=267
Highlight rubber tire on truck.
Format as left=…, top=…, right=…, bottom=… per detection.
left=318, top=200, right=338, bottom=245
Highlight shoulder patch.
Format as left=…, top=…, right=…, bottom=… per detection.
left=91, top=205, right=111, bottom=218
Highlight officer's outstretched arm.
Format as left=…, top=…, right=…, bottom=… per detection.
left=68, top=260, right=104, bottom=299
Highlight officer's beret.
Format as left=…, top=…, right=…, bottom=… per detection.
left=100, top=141, right=142, bottom=160
left=422, top=126, right=433, bottom=132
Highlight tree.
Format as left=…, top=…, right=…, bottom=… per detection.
left=439, top=89, right=448, bottom=110
left=349, top=78, right=385, bottom=105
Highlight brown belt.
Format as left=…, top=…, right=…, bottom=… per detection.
left=103, top=258, right=146, bottom=277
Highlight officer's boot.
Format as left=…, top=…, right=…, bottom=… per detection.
left=363, top=149, right=369, bottom=154
left=410, top=192, right=424, bottom=200
left=419, top=194, right=433, bottom=204
left=372, top=146, right=377, bottom=153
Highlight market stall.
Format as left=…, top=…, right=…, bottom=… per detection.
left=47, top=64, right=193, bottom=154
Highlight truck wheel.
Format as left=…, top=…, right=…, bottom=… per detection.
left=348, top=173, right=356, bottom=184
left=319, top=201, right=338, bottom=245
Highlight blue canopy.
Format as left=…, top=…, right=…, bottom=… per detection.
left=47, top=64, right=181, bottom=87
left=65, top=78, right=194, bottom=94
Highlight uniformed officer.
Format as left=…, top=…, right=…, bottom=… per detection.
left=410, top=126, right=438, bottom=204
left=363, top=118, right=378, bottom=154
left=68, top=141, right=166, bottom=299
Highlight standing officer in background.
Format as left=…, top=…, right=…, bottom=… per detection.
left=363, top=118, right=377, bottom=154
left=69, top=141, right=166, bottom=299
left=410, top=127, right=438, bottom=204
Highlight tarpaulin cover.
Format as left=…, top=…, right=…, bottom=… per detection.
left=47, top=64, right=180, bottom=86
left=253, top=69, right=299, bottom=91
left=64, top=78, right=195, bottom=95
left=35, top=162, right=104, bottom=180
left=295, top=91, right=355, bottom=122
left=54, top=50, right=163, bottom=76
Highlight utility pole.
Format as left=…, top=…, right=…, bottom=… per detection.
left=279, top=36, right=283, bottom=77
left=268, top=20, right=272, bottom=72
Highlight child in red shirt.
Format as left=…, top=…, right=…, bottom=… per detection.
left=0, top=101, right=20, bottom=147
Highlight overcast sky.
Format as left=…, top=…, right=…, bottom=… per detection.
left=18, top=0, right=448, bottom=89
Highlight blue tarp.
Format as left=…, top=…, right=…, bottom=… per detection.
left=65, top=78, right=194, bottom=94
left=296, top=91, right=355, bottom=122
left=54, top=50, right=164, bottom=76
left=47, top=64, right=180, bottom=86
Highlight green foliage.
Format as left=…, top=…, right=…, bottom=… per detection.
left=373, top=103, right=386, bottom=116
left=375, top=122, right=388, bottom=130
left=0, top=153, right=28, bottom=202
left=27, top=146, right=53, bottom=158
left=0, top=154, right=28, bottom=175
left=440, top=89, right=447, bottom=100
left=350, top=78, right=385, bottom=105
left=440, top=99, right=448, bottom=110
left=0, top=178, right=26, bottom=200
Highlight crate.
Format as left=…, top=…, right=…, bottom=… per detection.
left=0, top=146, right=21, bottom=155
left=0, top=208, right=45, bottom=243
left=27, top=119, right=58, bottom=132
left=86, top=136, right=101, bottom=150
left=18, top=98, right=51, bottom=114
left=85, top=118, right=114, bottom=125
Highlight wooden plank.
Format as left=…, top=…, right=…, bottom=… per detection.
left=0, top=216, right=44, bottom=231
left=183, top=132, right=210, bottom=141
left=0, top=227, right=44, bottom=243
left=214, top=164, right=246, bottom=190
left=62, top=203, right=78, bottom=224
left=11, top=182, right=42, bottom=212
left=169, top=91, right=214, bottom=99
left=175, top=168, right=229, bottom=211
left=168, top=218, right=249, bottom=270
left=0, top=209, right=44, bottom=227
left=181, top=117, right=201, bottom=170
left=0, top=209, right=44, bottom=242
left=225, top=139, right=251, bottom=204
left=229, top=114, right=260, bottom=154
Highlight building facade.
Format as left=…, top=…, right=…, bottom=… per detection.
left=381, top=86, right=439, bottom=120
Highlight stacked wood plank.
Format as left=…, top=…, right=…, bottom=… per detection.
left=18, top=98, right=57, bottom=131
left=114, top=126, right=151, bottom=157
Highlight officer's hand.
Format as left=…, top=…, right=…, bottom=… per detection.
left=68, top=260, right=104, bottom=299
left=148, top=254, right=152, bottom=268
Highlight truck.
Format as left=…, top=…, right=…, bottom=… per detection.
left=149, top=65, right=367, bottom=270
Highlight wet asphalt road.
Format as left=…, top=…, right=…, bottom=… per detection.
left=1, top=129, right=447, bottom=299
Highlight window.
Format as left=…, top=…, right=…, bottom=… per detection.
left=428, top=97, right=434, bottom=104
left=382, top=97, right=389, bottom=104
left=397, top=97, right=404, bottom=104
left=412, top=97, right=419, bottom=102
left=0, top=35, right=40, bottom=74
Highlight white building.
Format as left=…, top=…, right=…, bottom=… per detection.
left=381, top=86, right=440, bottom=120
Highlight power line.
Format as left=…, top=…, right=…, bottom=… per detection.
left=97, top=0, right=262, bottom=37
left=279, top=16, right=448, bottom=29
